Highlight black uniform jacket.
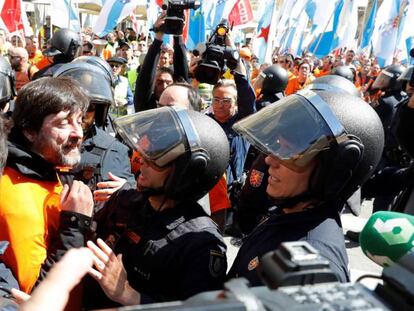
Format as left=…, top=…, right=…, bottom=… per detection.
left=88, top=188, right=227, bottom=307
left=228, top=205, right=350, bottom=286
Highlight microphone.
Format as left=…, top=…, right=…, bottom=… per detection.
left=359, top=211, right=414, bottom=267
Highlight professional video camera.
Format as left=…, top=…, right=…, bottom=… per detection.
left=193, top=19, right=240, bottom=85
left=161, top=0, right=200, bottom=35
left=114, top=241, right=414, bottom=310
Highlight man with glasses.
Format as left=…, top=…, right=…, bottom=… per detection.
left=108, top=57, right=134, bottom=115
left=207, top=62, right=255, bottom=187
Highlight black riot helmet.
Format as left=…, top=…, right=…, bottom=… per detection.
left=306, top=75, right=360, bottom=97
left=114, top=107, right=230, bottom=201
left=397, top=65, right=413, bottom=82
left=53, top=62, right=114, bottom=129
left=43, top=28, right=81, bottom=60
left=372, top=64, right=405, bottom=91
left=72, top=55, right=116, bottom=88
left=255, top=64, right=289, bottom=95
left=331, top=66, right=354, bottom=82
left=0, top=56, right=16, bottom=108
left=233, top=90, right=384, bottom=206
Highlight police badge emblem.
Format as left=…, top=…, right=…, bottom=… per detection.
left=249, top=169, right=264, bottom=188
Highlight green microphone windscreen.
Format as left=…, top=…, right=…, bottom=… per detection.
left=360, top=211, right=414, bottom=267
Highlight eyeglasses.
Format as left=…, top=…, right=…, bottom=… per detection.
left=213, top=97, right=233, bottom=106
left=110, top=63, right=121, bottom=68
left=82, top=50, right=92, bottom=55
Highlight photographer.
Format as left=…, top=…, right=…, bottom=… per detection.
left=134, top=12, right=189, bottom=112
left=203, top=32, right=256, bottom=187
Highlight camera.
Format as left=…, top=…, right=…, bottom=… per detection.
left=194, top=19, right=240, bottom=85
left=161, top=0, right=201, bottom=35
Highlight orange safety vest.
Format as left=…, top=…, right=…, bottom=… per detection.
left=0, top=167, right=62, bottom=293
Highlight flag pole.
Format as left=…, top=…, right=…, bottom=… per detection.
left=393, top=0, right=407, bottom=60
left=278, top=1, right=308, bottom=54
left=264, top=0, right=280, bottom=62
left=311, top=0, right=339, bottom=55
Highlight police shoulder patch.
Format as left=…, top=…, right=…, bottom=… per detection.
left=250, top=169, right=264, bottom=188
left=209, top=250, right=225, bottom=278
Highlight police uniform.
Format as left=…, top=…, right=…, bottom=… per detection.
left=85, top=188, right=227, bottom=308
left=59, top=126, right=136, bottom=207
left=228, top=206, right=350, bottom=286
left=236, top=153, right=271, bottom=234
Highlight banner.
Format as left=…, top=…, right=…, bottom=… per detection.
left=228, top=0, right=253, bottom=27
left=93, top=0, right=139, bottom=37
left=51, top=0, right=80, bottom=32
left=252, top=0, right=276, bottom=63
left=371, top=0, right=403, bottom=67
left=0, top=0, right=25, bottom=35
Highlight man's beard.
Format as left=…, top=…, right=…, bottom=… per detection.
left=34, top=135, right=82, bottom=168
left=58, top=138, right=81, bottom=167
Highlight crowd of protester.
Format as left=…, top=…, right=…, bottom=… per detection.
left=0, top=12, right=414, bottom=310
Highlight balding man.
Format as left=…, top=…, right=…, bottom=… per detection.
left=8, top=47, right=38, bottom=91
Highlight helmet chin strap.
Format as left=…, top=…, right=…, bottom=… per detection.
left=270, top=191, right=314, bottom=210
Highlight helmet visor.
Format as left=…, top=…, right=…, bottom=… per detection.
left=233, top=90, right=347, bottom=171
left=397, top=66, right=413, bottom=82
left=114, top=107, right=200, bottom=168
left=0, top=74, right=12, bottom=103
left=59, top=68, right=113, bottom=104
left=253, top=72, right=265, bottom=93
left=372, top=70, right=393, bottom=90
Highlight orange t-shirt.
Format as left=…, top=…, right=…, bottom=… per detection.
left=314, top=69, right=330, bottom=78
left=35, top=56, right=53, bottom=70
left=0, top=167, right=62, bottom=293
left=285, top=76, right=314, bottom=95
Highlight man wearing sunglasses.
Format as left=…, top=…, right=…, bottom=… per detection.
left=228, top=89, right=384, bottom=286
left=108, top=57, right=134, bottom=116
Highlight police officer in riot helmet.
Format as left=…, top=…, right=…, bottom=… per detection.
left=331, top=65, right=355, bottom=82
left=307, top=74, right=360, bottom=97
left=229, top=90, right=384, bottom=285
left=397, top=65, right=414, bottom=97
left=54, top=61, right=136, bottom=208
left=83, top=107, right=229, bottom=308
left=0, top=56, right=16, bottom=113
left=253, top=64, right=288, bottom=111
left=32, top=28, right=81, bottom=80
left=366, top=64, right=408, bottom=212
left=236, top=76, right=362, bottom=235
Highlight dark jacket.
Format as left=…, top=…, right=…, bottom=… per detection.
left=134, top=36, right=188, bottom=112
left=84, top=189, right=227, bottom=308
left=228, top=205, right=350, bottom=285
left=59, top=125, right=136, bottom=200
left=207, top=72, right=256, bottom=185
